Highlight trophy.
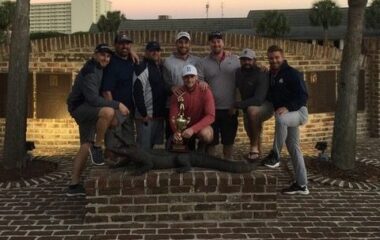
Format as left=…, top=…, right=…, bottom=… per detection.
left=170, top=95, right=191, bottom=152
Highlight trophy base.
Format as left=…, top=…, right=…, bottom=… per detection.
left=170, top=143, right=190, bottom=153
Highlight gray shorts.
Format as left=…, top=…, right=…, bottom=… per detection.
left=135, top=119, right=164, bottom=150
left=71, top=103, right=100, bottom=144
left=243, top=101, right=274, bottom=131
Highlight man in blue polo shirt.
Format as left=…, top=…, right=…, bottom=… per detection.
left=102, top=33, right=136, bottom=151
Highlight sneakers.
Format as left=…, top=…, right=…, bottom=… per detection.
left=261, top=151, right=280, bottom=168
left=66, top=184, right=86, bottom=197
left=282, top=183, right=310, bottom=195
left=89, top=145, right=105, bottom=166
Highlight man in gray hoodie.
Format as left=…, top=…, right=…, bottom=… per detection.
left=66, top=44, right=129, bottom=196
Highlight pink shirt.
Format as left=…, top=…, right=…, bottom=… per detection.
left=169, top=82, right=215, bottom=134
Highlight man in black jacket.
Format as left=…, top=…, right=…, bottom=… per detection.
left=66, top=44, right=129, bottom=196
left=262, top=45, right=310, bottom=195
left=133, top=41, right=167, bottom=150
left=235, top=48, right=273, bottom=161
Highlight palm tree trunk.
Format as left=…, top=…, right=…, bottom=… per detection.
left=331, top=0, right=367, bottom=170
left=2, top=0, right=30, bottom=170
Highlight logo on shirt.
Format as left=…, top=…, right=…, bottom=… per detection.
left=279, top=78, right=284, bottom=84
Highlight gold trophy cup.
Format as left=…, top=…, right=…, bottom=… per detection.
left=170, top=95, right=191, bottom=152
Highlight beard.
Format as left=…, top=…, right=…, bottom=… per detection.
left=242, top=63, right=253, bottom=70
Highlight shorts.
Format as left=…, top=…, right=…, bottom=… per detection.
left=243, top=101, right=274, bottom=132
left=71, top=103, right=100, bottom=144
left=211, top=109, right=238, bottom=146
left=135, top=119, right=164, bottom=150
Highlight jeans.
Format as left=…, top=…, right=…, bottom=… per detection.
left=273, top=107, right=309, bottom=186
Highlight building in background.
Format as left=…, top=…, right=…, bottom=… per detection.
left=28, top=0, right=111, bottom=34
left=118, top=8, right=380, bottom=50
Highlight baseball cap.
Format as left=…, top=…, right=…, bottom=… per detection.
left=146, top=41, right=161, bottom=51
left=239, top=48, right=256, bottom=60
left=114, top=33, right=133, bottom=44
left=176, top=31, right=191, bottom=41
left=208, top=31, right=223, bottom=41
left=94, top=43, right=113, bottom=55
left=182, top=64, right=198, bottom=77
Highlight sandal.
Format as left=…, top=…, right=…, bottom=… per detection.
left=245, top=152, right=260, bottom=162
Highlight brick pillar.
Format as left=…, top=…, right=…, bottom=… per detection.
left=368, top=49, right=380, bottom=137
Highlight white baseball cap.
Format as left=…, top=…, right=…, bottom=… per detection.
left=176, top=32, right=191, bottom=41
left=239, top=48, right=256, bottom=60
left=182, top=64, right=198, bottom=77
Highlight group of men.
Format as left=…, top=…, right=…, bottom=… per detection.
left=66, top=31, right=310, bottom=197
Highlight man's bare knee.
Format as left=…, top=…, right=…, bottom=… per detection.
left=99, top=107, right=115, bottom=121
left=198, top=127, right=213, bottom=143
left=247, top=106, right=261, bottom=120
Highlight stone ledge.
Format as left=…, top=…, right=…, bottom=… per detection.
left=85, top=166, right=278, bottom=223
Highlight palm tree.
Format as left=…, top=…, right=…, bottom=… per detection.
left=309, top=0, right=342, bottom=46
left=2, top=0, right=30, bottom=170
left=365, top=0, right=380, bottom=29
left=97, top=11, right=126, bottom=33
left=332, top=0, right=368, bottom=170
left=256, top=11, right=290, bottom=38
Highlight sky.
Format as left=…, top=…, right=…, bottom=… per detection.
left=30, top=0, right=353, bottom=19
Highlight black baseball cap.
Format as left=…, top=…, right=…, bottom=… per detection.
left=208, top=31, right=223, bottom=41
left=94, top=43, right=113, bottom=54
left=146, top=41, right=161, bottom=51
left=114, top=33, right=133, bottom=44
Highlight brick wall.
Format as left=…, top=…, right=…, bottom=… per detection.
left=0, top=32, right=377, bottom=154
left=84, top=167, right=277, bottom=223
left=364, top=38, right=380, bottom=137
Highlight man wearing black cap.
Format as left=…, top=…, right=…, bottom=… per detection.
left=101, top=33, right=138, bottom=152
left=133, top=41, right=167, bottom=149
left=198, top=32, right=240, bottom=159
left=66, top=44, right=129, bottom=196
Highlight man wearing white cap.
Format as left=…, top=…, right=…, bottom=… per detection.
left=163, top=32, right=208, bottom=146
left=235, top=48, right=273, bottom=161
left=169, top=64, right=215, bottom=151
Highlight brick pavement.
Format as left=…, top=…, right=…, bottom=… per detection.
left=0, top=138, right=379, bottom=239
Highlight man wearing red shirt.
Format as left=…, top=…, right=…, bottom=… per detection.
left=169, top=65, right=215, bottom=151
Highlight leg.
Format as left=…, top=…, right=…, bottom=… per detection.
left=196, top=126, right=214, bottom=144
left=273, top=107, right=308, bottom=159
left=220, top=111, right=238, bottom=160
left=196, top=126, right=213, bottom=153
left=286, top=127, right=308, bottom=186
left=246, top=106, right=262, bottom=154
left=95, top=107, right=115, bottom=147
left=207, top=119, right=220, bottom=156
left=135, top=120, right=153, bottom=150
left=71, top=142, right=91, bottom=185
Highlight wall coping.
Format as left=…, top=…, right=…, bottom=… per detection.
left=0, top=31, right=345, bottom=62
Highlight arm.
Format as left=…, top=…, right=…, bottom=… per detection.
left=235, top=72, right=269, bottom=109
left=82, top=73, right=119, bottom=109
left=133, top=78, right=148, bottom=118
left=189, top=89, right=215, bottom=134
left=285, top=71, right=308, bottom=112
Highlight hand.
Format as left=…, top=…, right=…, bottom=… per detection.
left=173, top=131, right=183, bottom=143
left=171, top=85, right=184, bottom=97
left=129, top=50, right=139, bottom=64
left=199, top=81, right=209, bottom=91
left=119, top=103, right=130, bottom=116
left=228, top=107, right=236, bottom=116
left=182, top=128, right=194, bottom=139
left=276, top=107, right=289, bottom=116
left=257, top=63, right=268, bottom=72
